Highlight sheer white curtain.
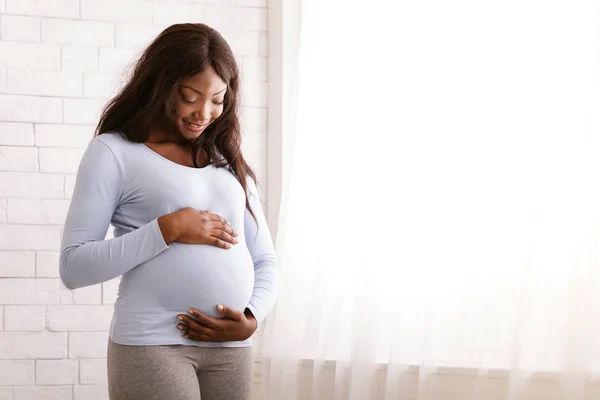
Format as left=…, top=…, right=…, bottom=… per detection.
left=260, top=0, right=600, bottom=399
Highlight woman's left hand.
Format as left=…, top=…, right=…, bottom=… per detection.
left=177, top=305, right=258, bottom=342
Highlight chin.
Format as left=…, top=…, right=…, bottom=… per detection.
left=181, top=131, right=202, bottom=141
left=179, top=126, right=205, bottom=141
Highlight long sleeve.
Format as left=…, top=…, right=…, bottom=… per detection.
left=244, top=179, right=279, bottom=326
left=59, top=138, right=170, bottom=290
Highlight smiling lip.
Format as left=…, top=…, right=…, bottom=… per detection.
left=183, top=120, right=208, bottom=132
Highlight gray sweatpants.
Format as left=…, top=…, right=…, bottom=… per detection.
left=107, top=340, right=253, bottom=400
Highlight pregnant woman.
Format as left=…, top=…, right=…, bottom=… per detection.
left=59, top=23, right=278, bottom=400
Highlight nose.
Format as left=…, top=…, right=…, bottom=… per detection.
left=192, top=101, right=212, bottom=123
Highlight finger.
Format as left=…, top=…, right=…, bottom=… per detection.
left=179, top=311, right=215, bottom=329
left=177, top=319, right=212, bottom=337
left=210, top=236, right=231, bottom=249
left=186, top=309, right=218, bottom=328
left=210, top=229, right=237, bottom=245
left=177, top=314, right=215, bottom=335
left=207, top=213, right=230, bottom=226
left=213, top=221, right=238, bottom=237
left=217, top=304, right=244, bottom=322
left=182, top=328, right=213, bottom=342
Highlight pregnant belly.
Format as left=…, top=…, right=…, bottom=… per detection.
left=118, top=243, right=255, bottom=318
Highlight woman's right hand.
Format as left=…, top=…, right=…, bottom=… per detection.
left=158, top=208, right=239, bottom=249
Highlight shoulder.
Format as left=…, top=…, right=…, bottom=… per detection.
left=82, top=132, right=139, bottom=178
left=94, top=132, right=134, bottom=151
left=92, top=132, right=138, bottom=163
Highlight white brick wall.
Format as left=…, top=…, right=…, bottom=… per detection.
left=81, top=0, right=153, bottom=23
left=0, top=332, right=67, bottom=359
left=0, top=251, right=35, bottom=277
left=62, top=98, right=105, bottom=125
left=79, top=359, right=107, bottom=385
left=0, top=1, right=268, bottom=398
left=5, top=0, right=79, bottom=19
left=0, top=172, right=63, bottom=198
left=4, top=305, right=45, bottom=331
left=60, top=282, right=101, bottom=305
left=68, top=332, right=108, bottom=359
left=97, top=48, right=137, bottom=74
left=0, top=198, right=5, bottom=223
left=73, top=385, right=108, bottom=400
left=0, top=123, right=34, bottom=146
left=83, top=73, right=122, bottom=99
left=36, top=252, right=60, bottom=278
left=38, top=148, right=86, bottom=173
left=35, top=124, right=94, bottom=148
left=41, top=19, right=115, bottom=47
left=0, top=279, right=59, bottom=304
left=0, top=388, right=13, bottom=400
left=0, top=42, right=60, bottom=69
left=0, top=67, right=6, bottom=92
left=0, top=225, right=60, bottom=250
left=153, top=2, right=204, bottom=25
left=0, top=361, right=34, bottom=385
left=0, top=15, right=41, bottom=42
left=46, top=306, right=113, bottom=332
left=7, top=68, right=82, bottom=97
left=0, top=95, right=62, bottom=123
left=0, top=146, right=38, bottom=171
left=62, top=46, right=98, bottom=72
left=6, top=198, right=70, bottom=225
left=115, top=23, right=163, bottom=50
left=14, top=386, right=72, bottom=400
left=36, top=360, right=79, bottom=385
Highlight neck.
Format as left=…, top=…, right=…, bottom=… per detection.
left=147, top=128, right=188, bottom=146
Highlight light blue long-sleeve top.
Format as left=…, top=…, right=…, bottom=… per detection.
left=59, top=132, right=279, bottom=347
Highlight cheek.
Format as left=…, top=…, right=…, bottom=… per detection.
left=174, top=104, right=191, bottom=119
left=211, top=107, right=224, bottom=121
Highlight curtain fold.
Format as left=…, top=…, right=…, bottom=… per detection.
left=260, top=1, right=600, bottom=399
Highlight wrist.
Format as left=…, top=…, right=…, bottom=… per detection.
left=158, top=213, right=179, bottom=244
left=244, top=308, right=258, bottom=337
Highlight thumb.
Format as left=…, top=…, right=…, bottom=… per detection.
left=217, top=304, right=243, bottom=321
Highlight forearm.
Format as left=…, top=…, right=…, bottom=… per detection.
left=60, top=218, right=169, bottom=290
left=246, top=256, right=279, bottom=326
left=243, top=177, right=280, bottom=326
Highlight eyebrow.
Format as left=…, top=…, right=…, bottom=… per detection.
left=180, top=85, right=227, bottom=97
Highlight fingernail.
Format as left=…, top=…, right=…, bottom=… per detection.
left=226, top=244, right=231, bottom=249
left=177, top=325, right=184, bottom=330
left=184, top=334, right=190, bottom=338
left=177, top=316, right=184, bottom=321
left=188, top=310, right=194, bottom=315
left=217, top=304, right=224, bottom=312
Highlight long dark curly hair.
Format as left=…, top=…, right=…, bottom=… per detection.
left=95, top=23, right=257, bottom=219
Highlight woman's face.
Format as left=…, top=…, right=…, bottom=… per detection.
left=172, top=66, right=228, bottom=141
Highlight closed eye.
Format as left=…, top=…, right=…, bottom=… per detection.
left=181, top=95, right=195, bottom=104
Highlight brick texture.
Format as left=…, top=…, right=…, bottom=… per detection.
left=0, top=1, right=268, bottom=398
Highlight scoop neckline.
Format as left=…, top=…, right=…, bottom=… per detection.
left=140, top=142, right=214, bottom=171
